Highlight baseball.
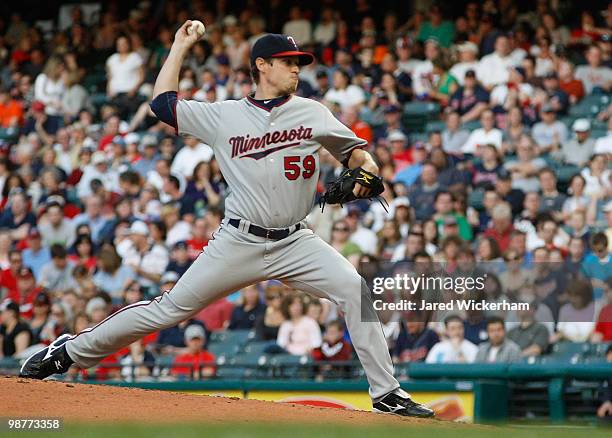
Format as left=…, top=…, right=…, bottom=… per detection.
left=187, top=20, right=206, bottom=39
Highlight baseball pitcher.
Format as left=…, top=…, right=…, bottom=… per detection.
left=20, top=21, right=433, bottom=418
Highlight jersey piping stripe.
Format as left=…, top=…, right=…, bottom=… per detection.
left=240, top=142, right=299, bottom=160
left=172, top=98, right=178, bottom=135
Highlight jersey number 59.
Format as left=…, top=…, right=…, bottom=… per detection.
left=284, top=155, right=315, bottom=181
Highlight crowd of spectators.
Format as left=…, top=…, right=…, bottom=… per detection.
left=0, top=1, right=611, bottom=381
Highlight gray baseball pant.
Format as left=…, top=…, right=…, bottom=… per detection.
left=65, top=218, right=400, bottom=400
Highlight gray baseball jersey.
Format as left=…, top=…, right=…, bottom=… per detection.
left=65, top=94, right=401, bottom=401
left=176, top=95, right=365, bottom=228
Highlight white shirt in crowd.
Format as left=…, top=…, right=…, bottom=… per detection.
left=490, top=83, right=534, bottom=106
left=523, top=226, right=568, bottom=252
left=349, top=226, right=378, bottom=255
left=116, top=239, right=169, bottom=288
left=61, top=83, right=89, bottom=117
left=106, top=52, right=143, bottom=95
left=53, top=144, right=74, bottom=174
left=594, top=132, right=611, bottom=154
left=476, top=53, right=521, bottom=88
left=411, top=60, right=433, bottom=97
left=166, top=221, right=192, bottom=247
left=313, top=22, right=336, bottom=46
left=34, top=74, right=65, bottom=116
left=449, top=61, right=479, bottom=86
left=277, top=316, right=322, bottom=356
left=556, top=301, right=597, bottom=342
left=193, top=84, right=227, bottom=102
left=531, top=121, right=569, bottom=148
left=324, top=85, right=366, bottom=111
left=77, top=165, right=120, bottom=199
left=398, top=58, right=422, bottom=75
left=534, top=57, right=555, bottom=77
left=425, top=339, right=478, bottom=363
left=170, top=143, right=214, bottom=179
left=574, top=65, right=612, bottom=94
left=282, top=19, right=312, bottom=45
left=461, top=128, right=503, bottom=154
left=581, top=167, right=612, bottom=198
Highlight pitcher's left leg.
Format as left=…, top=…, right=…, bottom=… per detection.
left=266, top=229, right=398, bottom=400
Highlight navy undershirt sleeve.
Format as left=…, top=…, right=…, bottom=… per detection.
left=150, top=91, right=178, bottom=129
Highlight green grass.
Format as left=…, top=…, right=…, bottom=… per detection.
left=12, top=423, right=612, bottom=438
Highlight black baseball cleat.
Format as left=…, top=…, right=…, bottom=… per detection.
left=19, top=334, right=75, bottom=379
left=373, top=392, right=435, bottom=418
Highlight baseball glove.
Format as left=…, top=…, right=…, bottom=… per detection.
left=320, top=167, right=388, bottom=212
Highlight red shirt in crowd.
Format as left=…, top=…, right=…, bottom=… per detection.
left=0, top=99, right=24, bottom=127
left=0, top=268, right=18, bottom=295
left=172, top=351, right=216, bottom=377
left=187, top=238, right=208, bottom=260
left=351, top=121, right=373, bottom=145
left=484, top=225, right=515, bottom=253
left=312, top=340, right=353, bottom=362
left=196, top=298, right=234, bottom=331
left=595, top=304, right=612, bottom=342
left=8, top=286, right=43, bottom=320
left=391, top=150, right=413, bottom=172
left=559, top=79, right=585, bottom=102
left=68, top=255, right=97, bottom=272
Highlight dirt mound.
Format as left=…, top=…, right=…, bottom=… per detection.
left=1, top=376, right=451, bottom=427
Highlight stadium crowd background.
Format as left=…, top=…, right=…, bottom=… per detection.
left=0, top=0, right=610, bottom=385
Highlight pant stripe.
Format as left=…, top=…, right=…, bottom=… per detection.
left=68, top=293, right=166, bottom=342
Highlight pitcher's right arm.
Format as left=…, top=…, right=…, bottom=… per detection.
left=150, top=21, right=199, bottom=131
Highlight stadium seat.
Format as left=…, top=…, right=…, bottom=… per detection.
left=537, top=355, right=581, bottom=364
left=568, top=94, right=610, bottom=118
left=268, top=354, right=313, bottom=378
left=409, top=132, right=429, bottom=143
left=209, top=330, right=253, bottom=346
left=425, top=120, right=446, bottom=133
left=90, top=92, right=109, bottom=108
left=155, top=354, right=175, bottom=369
left=215, top=366, right=248, bottom=378
left=207, top=342, right=241, bottom=358
left=591, top=129, right=608, bottom=139
left=268, top=354, right=311, bottom=366
left=0, top=357, right=20, bottom=369
left=585, top=342, right=612, bottom=357
left=224, top=354, right=270, bottom=378
left=83, top=72, right=107, bottom=93
left=242, top=341, right=274, bottom=356
left=591, top=119, right=608, bottom=130
left=555, top=165, right=581, bottom=184
left=461, top=120, right=481, bottom=131
left=0, top=128, right=19, bottom=142
left=468, top=189, right=485, bottom=210
left=559, top=116, right=577, bottom=128
left=582, top=356, right=607, bottom=364
left=231, top=353, right=269, bottom=367
left=403, top=102, right=441, bottom=133
left=404, top=101, right=441, bottom=117
left=550, top=342, right=590, bottom=362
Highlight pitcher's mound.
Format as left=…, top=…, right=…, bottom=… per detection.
left=1, top=376, right=448, bottom=426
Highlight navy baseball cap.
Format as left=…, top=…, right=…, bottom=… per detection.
left=250, top=34, right=314, bottom=67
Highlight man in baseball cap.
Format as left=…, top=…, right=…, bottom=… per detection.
left=246, top=33, right=315, bottom=100
left=555, top=118, right=595, bottom=167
